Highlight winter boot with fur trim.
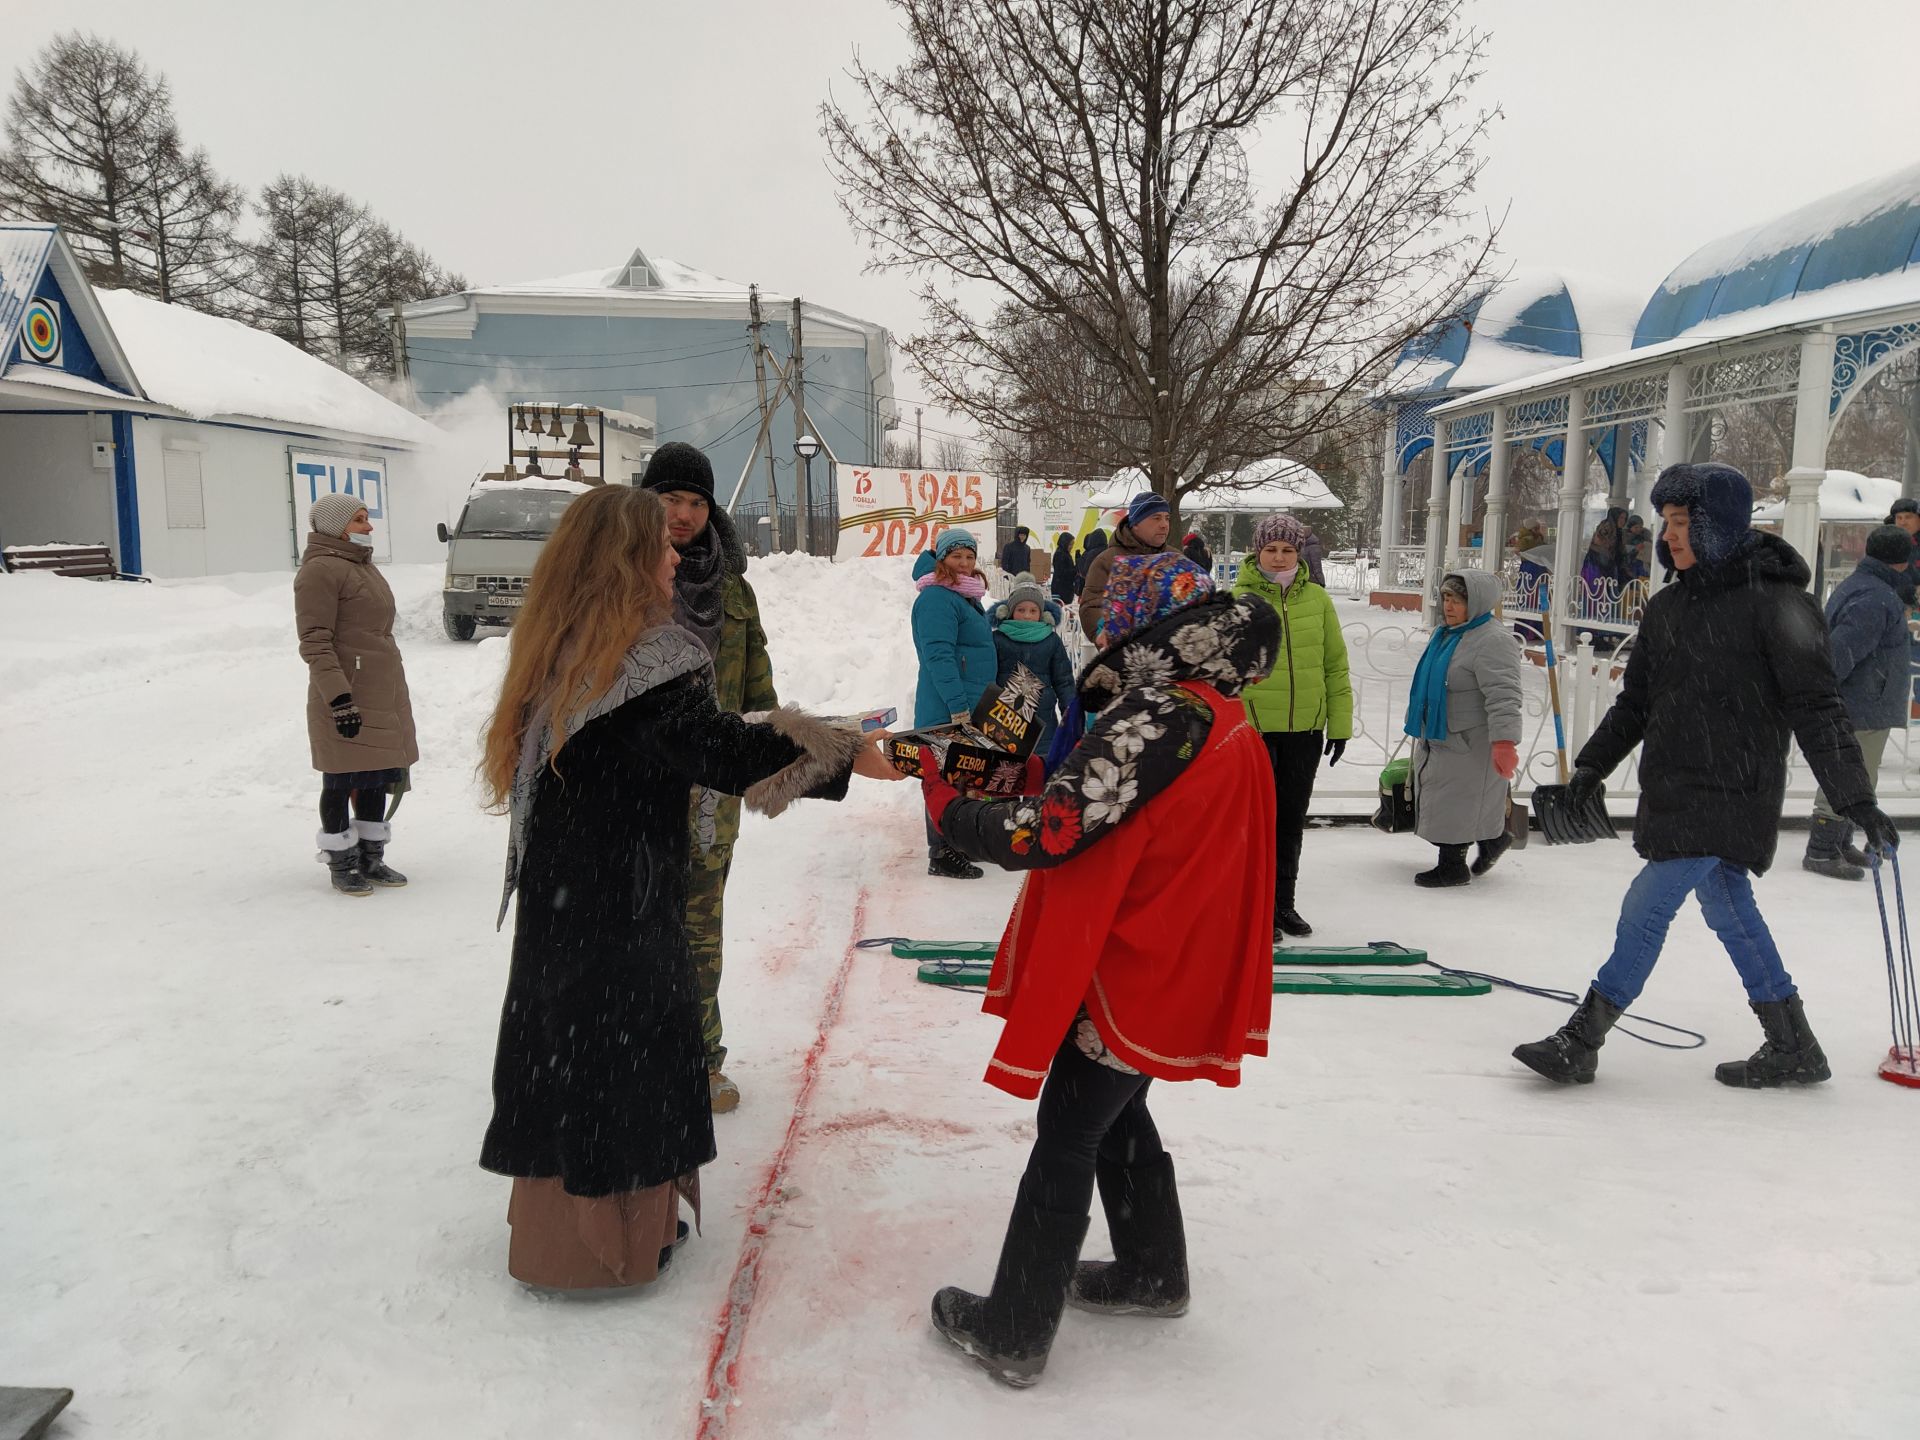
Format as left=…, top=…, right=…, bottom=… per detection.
left=318, top=830, right=372, bottom=897
left=1802, top=815, right=1865, bottom=881
left=932, top=1189, right=1088, bottom=1387
left=1414, top=843, right=1472, bottom=888
left=356, top=820, right=408, bottom=887
left=1070, top=1151, right=1189, bottom=1318
left=1714, top=995, right=1831, bottom=1088
left=1512, top=986, right=1624, bottom=1084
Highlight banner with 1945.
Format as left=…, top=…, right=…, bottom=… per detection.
left=835, top=466, right=999, bottom=562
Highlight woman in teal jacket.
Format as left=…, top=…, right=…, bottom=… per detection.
left=912, top=528, right=996, bottom=877
left=1232, top=513, right=1352, bottom=937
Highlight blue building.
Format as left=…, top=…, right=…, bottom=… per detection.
left=398, top=246, right=894, bottom=510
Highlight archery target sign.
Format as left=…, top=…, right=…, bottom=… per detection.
left=21, top=298, right=61, bottom=364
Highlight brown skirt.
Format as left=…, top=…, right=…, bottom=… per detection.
left=506, top=1173, right=700, bottom=1291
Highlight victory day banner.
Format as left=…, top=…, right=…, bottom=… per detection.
left=835, top=466, right=999, bottom=561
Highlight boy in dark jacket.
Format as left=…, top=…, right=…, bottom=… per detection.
left=989, top=576, right=1076, bottom=749
left=1514, top=463, right=1899, bottom=1090
left=1804, top=524, right=1914, bottom=879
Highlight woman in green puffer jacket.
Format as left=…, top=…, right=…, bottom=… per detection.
left=1232, top=513, right=1352, bottom=939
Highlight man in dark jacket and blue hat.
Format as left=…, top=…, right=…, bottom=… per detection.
left=1803, top=524, right=1914, bottom=880
left=1078, top=493, right=1172, bottom=641
left=1514, top=463, right=1900, bottom=1090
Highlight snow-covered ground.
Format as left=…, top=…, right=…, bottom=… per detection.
left=3, top=557, right=1917, bottom=1440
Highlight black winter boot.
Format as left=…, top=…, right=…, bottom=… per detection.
left=931, top=1190, right=1089, bottom=1387
left=1274, top=909, right=1313, bottom=939
left=1070, top=1152, right=1189, bottom=1318
left=1513, top=986, right=1624, bottom=1084
left=1802, top=815, right=1865, bottom=881
left=1414, top=844, right=1472, bottom=888
left=928, top=846, right=984, bottom=880
left=356, top=821, right=408, bottom=888
left=1471, top=832, right=1513, bottom=876
left=1714, top=995, right=1831, bottom=1088
left=1837, top=823, right=1873, bottom=869
left=319, top=831, right=371, bottom=897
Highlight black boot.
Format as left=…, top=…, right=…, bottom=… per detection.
left=1414, top=843, right=1472, bottom=888
left=1513, top=986, right=1624, bottom=1084
left=1802, top=815, right=1865, bottom=881
left=319, top=832, right=371, bottom=897
left=1714, top=995, right=1831, bottom=1088
left=356, top=821, right=408, bottom=887
left=928, top=846, right=984, bottom=880
left=1471, top=832, right=1513, bottom=876
left=1274, top=909, right=1313, bottom=939
left=931, top=1191, right=1089, bottom=1387
left=1837, top=822, right=1873, bottom=869
left=1070, top=1151, right=1189, bottom=1318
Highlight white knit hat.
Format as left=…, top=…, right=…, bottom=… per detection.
left=309, top=492, right=367, bottom=537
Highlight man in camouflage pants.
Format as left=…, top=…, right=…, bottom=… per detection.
left=644, top=443, right=779, bottom=1114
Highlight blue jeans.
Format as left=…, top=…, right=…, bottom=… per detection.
left=1592, top=858, right=1797, bottom=1008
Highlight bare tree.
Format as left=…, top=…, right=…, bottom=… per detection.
left=824, top=0, right=1497, bottom=527
left=129, top=121, right=245, bottom=308
left=0, top=33, right=171, bottom=288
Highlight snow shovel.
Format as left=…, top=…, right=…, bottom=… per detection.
left=1530, top=781, right=1617, bottom=845
left=0, top=1388, right=73, bottom=1440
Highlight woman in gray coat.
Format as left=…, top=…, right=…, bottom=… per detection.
left=1404, top=569, right=1523, bottom=887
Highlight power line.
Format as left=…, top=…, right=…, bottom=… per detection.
left=404, top=342, right=752, bottom=373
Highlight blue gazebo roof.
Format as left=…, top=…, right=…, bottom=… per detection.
left=1634, top=161, right=1920, bottom=347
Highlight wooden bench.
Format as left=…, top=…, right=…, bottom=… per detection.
left=1, top=543, right=147, bottom=581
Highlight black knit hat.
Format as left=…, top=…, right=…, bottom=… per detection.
left=1867, top=525, right=1913, bottom=566
left=642, top=442, right=716, bottom=504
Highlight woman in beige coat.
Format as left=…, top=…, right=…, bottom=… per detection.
left=295, top=492, right=420, bottom=895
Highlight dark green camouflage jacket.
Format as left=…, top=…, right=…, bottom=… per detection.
left=691, top=508, right=778, bottom=854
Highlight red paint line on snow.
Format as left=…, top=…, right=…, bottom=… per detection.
left=694, top=885, right=870, bottom=1440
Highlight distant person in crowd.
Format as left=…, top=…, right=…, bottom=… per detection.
left=917, top=553, right=1280, bottom=1387
left=1181, top=531, right=1214, bottom=573
left=1074, top=526, right=1107, bottom=597
left=1623, top=515, right=1653, bottom=579
left=476, top=485, right=896, bottom=1294
left=1079, top=494, right=1173, bottom=641
left=1299, top=525, right=1327, bottom=588
left=1232, top=513, right=1351, bottom=937
left=1804, top=525, right=1914, bottom=881
left=1000, top=526, right=1033, bottom=577
left=912, top=527, right=997, bottom=879
left=1050, top=532, right=1081, bottom=604
left=644, top=442, right=777, bottom=1116
left=1513, top=464, right=1896, bottom=1090
left=295, top=492, right=418, bottom=897
left=1404, top=570, right=1523, bottom=887
left=1578, top=520, right=1622, bottom=618
left=989, top=576, right=1076, bottom=751
left=1885, top=498, right=1920, bottom=564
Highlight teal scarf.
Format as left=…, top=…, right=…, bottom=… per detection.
left=998, top=619, right=1054, bottom=643
left=1404, top=612, right=1492, bottom=740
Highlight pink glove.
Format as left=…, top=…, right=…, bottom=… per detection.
left=1491, top=740, right=1519, bottom=781
left=919, top=746, right=962, bottom=829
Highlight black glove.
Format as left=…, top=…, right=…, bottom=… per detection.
left=330, top=694, right=362, bottom=739
left=1566, top=765, right=1604, bottom=808
left=1324, top=737, right=1346, bottom=767
left=1841, top=801, right=1900, bottom=855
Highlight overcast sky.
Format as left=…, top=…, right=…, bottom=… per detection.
left=4, top=0, right=1916, bottom=447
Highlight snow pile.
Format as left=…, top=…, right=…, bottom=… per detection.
left=1094, top=459, right=1342, bottom=512
left=3, top=554, right=1919, bottom=1438
left=1752, top=470, right=1902, bottom=523
left=93, top=289, right=441, bottom=446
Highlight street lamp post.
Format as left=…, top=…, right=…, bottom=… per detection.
left=793, top=433, right=820, bottom=555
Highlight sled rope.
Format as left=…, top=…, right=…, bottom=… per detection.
left=1869, top=852, right=1920, bottom=1083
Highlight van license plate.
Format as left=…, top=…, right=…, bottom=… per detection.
left=492, top=595, right=523, bottom=607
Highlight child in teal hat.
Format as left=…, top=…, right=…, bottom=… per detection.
left=988, top=575, right=1075, bottom=747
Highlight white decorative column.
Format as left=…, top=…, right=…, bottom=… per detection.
left=1646, top=364, right=1692, bottom=598
left=1483, top=403, right=1511, bottom=576
left=1783, top=331, right=1834, bottom=585
left=1378, top=415, right=1401, bottom=555
left=1550, top=388, right=1588, bottom=650
left=1422, top=416, right=1451, bottom=624
left=1607, top=421, right=1632, bottom=509
left=1443, top=436, right=1469, bottom=571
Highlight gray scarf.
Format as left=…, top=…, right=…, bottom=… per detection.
left=673, top=526, right=728, bottom=658
left=496, top=624, right=713, bottom=928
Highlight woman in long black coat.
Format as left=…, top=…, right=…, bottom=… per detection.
left=477, top=484, right=895, bottom=1291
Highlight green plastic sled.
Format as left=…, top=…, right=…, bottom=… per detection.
left=899, top=939, right=1428, bottom=967
left=913, top=960, right=1487, bottom=996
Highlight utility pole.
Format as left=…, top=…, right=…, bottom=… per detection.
left=791, top=297, right=810, bottom=555
left=746, top=285, right=781, bottom=522
left=390, top=302, right=415, bottom=410
left=915, top=407, right=924, bottom=469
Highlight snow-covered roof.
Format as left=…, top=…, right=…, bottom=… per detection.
left=467, top=475, right=592, bottom=497
left=1380, top=266, right=1645, bottom=401
left=1092, top=457, right=1342, bottom=512
left=1752, top=470, right=1902, bottom=524
left=94, top=290, right=438, bottom=446
left=0, top=223, right=142, bottom=394
left=1635, top=161, right=1920, bottom=346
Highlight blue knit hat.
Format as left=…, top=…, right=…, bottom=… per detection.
left=934, top=528, right=979, bottom=561
left=1648, top=463, right=1753, bottom=568
left=1126, top=492, right=1170, bottom=528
